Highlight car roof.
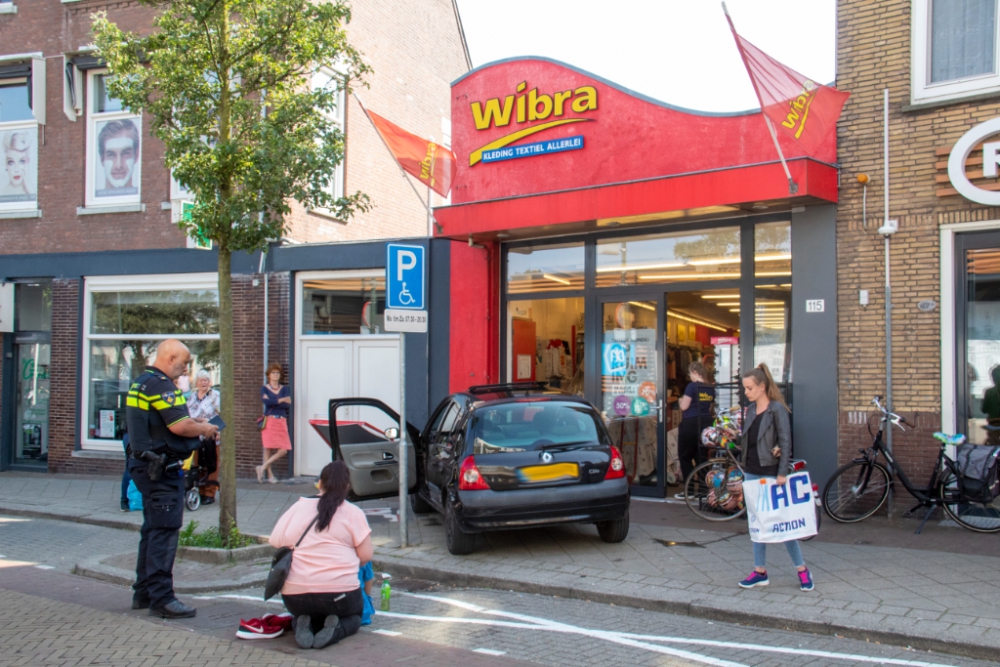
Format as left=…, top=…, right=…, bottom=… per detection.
left=452, top=384, right=594, bottom=410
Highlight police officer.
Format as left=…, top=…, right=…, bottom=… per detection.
left=126, top=339, right=218, bottom=619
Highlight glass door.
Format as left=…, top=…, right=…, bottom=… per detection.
left=957, top=232, right=1000, bottom=444
left=598, top=295, right=665, bottom=497
left=14, top=336, right=50, bottom=464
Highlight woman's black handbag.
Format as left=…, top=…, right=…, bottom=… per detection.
left=264, top=515, right=319, bottom=600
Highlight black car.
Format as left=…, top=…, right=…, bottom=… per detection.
left=327, top=382, right=630, bottom=554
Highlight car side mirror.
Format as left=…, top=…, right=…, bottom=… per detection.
left=384, top=427, right=400, bottom=441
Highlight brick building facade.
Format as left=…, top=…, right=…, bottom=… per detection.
left=0, top=0, right=469, bottom=477
left=837, top=0, right=1000, bottom=493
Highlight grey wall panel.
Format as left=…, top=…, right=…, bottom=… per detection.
left=427, top=239, right=451, bottom=416
left=790, top=204, right=839, bottom=488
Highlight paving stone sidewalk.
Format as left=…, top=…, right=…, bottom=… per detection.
left=3, top=472, right=1000, bottom=660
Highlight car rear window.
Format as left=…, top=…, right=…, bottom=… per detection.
left=470, top=401, right=603, bottom=453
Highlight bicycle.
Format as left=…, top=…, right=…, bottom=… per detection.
left=823, top=396, right=1000, bottom=534
left=684, top=408, right=823, bottom=537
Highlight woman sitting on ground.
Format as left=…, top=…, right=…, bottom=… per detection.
left=268, top=461, right=373, bottom=649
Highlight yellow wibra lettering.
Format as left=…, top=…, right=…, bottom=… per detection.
left=471, top=96, right=515, bottom=130
left=528, top=88, right=553, bottom=121
left=571, top=86, right=597, bottom=113
left=781, top=111, right=799, bottom=129
left=470, top=81, right=599, bottom=130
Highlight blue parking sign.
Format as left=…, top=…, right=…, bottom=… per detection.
left=386, top=244, right=425, bottom=310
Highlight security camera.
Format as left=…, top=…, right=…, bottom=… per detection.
left=877, top=219, right=898, bottom=237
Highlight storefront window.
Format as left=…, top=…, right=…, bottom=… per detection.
left=596, top=226, right=741, bottom=287
left=964, top=247, right=1000, bottom=444
left=506, top=297, right=584, bottom=394
left=83, top=277, right=220, bottom=450
left=302, top=275, right=385, bottom=334
left=13, top=280, right=52, bottom=465
left=506, top=243, right=584, bottom=294
left=755, top=221, right=792, bottom=278
left=753, top=285, right=792, bottom=383
left=14, top=281, right=51, bottom=332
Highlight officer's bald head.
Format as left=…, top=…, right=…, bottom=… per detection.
left=153, top=339, right=192, bottom=381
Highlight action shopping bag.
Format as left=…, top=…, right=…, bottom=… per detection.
left=742, top=471, right=818, bottom=543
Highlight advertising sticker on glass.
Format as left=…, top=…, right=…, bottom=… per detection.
left=92, top=116, right=142, bottom=200
left=0, top=124, right=38, bottom=210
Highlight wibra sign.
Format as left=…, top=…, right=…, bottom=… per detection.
left=449, top=57, right=837, bottom=205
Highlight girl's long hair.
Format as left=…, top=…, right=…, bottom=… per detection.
left=742, top=363, right=789, bottom=412
left=316, top=460, right=351, bottom=532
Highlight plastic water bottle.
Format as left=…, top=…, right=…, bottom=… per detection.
left=380, top=576, right=391, bottom=612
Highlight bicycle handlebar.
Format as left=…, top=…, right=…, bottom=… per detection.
left=871, top=396, right=907, bottom=430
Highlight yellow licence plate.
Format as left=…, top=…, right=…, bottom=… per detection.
left=518, top=462, right=579, bottom=482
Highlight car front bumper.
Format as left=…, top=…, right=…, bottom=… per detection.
left=455, top=477, right=630, bottom=532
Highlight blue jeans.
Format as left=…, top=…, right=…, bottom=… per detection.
left=743, top=472, right=806, bottom=569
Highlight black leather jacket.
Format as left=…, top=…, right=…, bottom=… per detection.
left=738, top=400, right=792, bottom=477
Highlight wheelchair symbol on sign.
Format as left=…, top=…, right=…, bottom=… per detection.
left=397, top=283, right=415, bottom=306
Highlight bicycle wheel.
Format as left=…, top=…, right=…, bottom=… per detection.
left=684, top=460, right=747, bottom=521
left=938, top=471, right=1000, bottom=533
left=823, top=460, right=890, bottom=522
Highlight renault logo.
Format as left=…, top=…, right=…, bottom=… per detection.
left=541, top=451, right=553, bottom=463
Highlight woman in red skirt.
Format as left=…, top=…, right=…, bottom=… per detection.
left=258, top=363, right=292, bottom=483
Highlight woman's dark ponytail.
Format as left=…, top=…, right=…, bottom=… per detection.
left=316, top=460, right=350, bottom=532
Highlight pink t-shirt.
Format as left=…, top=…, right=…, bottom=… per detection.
left=268, top=497, right=372, bottom=595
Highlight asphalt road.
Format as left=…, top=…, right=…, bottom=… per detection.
left=1, top=514, right=994, bottom=667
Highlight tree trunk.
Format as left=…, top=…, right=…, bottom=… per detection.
left=217, top=244, right=237, bottom=542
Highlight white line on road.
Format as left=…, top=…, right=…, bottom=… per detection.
left=394, top=592, right=964, bottom=667
left=372, top=629, right=402, bottom=636
left=473, top=648, right=507, bottom=656
left=34, top=565, right=54, bottom=570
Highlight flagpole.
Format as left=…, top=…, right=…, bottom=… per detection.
left=722, top=2, right=798, bottom=195
left=353, top=93, right=441, bottom=232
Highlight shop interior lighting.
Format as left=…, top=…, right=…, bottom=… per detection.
left=700, top=294, right=740, bottom=300
left=687, top=257, right=741, bottom=266
left=755, top=271, right=793, bottom=277
left=626, top=301, right=657, bottom=311
left=640, top=272, right=741, bottom=280
left=543, top=273, right=572, bottom=286
left=596, top=261, right=686, bottom=273
left=755, top=254, right=792, bottom=262
left=716, top=301, right=741, bottom=306
left=667, top=310, right=729, bottom=332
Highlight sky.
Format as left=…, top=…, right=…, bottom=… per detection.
left=454, top=0, right=836, bottom=113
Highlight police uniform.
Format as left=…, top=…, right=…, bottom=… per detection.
left=126, top=367, right=199, bottom=612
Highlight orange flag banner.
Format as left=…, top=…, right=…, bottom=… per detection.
left=365, top=110, right=457, bottom=198
left=726, top=12, right=849, bottom=157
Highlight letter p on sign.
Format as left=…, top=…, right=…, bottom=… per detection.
left=397, top=250, right=417, bottom=281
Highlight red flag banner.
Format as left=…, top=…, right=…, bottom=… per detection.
left=726, top=14, right=849, bottom=157
left=365, top=110, right=457, bottom=198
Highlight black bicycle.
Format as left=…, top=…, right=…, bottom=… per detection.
left=823, top=396, right=1000, bottom=534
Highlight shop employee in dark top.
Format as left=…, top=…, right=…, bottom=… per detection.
left=675, top=362, right=715, bottom=497
left=126, top=339, right=219, bottom=619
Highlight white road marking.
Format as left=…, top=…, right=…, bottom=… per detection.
left=372, top=629, right=402, bottom=636
left=395, top=592, right=964, bottom=667
left=34, top=565, right=54, bottom=570
left=474, top=648, right=507, bottom=656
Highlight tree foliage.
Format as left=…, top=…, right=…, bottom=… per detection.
left=92, top=0, right=371, bottom=248
left=91, top=0, right=372, bottom=541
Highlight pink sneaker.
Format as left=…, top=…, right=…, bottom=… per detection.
left=798, top=569, right=815, bottom=591
left=236, top=617, right=284, bottom=640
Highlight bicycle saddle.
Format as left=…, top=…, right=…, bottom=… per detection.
left=932, top=432, right=967, bottom=446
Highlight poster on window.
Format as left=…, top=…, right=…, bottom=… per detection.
left=0, top=125, right=38, bottom=210
left=93, top=116, right=142, bottom=199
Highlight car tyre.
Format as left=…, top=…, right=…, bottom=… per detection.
left=411, top=491, right=434, bottom=514
left=596, top=510, right=629, bottom=543
left=445, top=501, right=476, bottom=555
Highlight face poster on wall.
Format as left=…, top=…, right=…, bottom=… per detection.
left=0, top=125, right=38, bottom=209
left=93, top=116, right=141, bottom=199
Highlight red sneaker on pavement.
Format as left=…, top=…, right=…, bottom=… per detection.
left=236, top=617, right=284, bottom=640
left=261, top=613, right=294, bottom=631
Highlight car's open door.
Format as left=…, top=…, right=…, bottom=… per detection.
left=327, top=398, right=420, bottom=501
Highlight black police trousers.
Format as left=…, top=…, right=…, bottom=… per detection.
left=128, top=458, right=185, bottom=608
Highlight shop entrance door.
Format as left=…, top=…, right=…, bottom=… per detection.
left=956, top=231, right=1000, bottom=443
left=597, top=295, right=665, bottom=498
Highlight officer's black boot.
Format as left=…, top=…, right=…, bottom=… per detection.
left=149, top=599, right=196, bottom=619
left=131, top=594, right=150, bottom=610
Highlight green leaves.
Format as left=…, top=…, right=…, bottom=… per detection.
left=91, top=0, right=372, bottom=251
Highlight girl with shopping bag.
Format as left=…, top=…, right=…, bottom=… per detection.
left=737, top=364, right=815, bottom=592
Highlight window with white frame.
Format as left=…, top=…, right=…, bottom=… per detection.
left=81, top=274, right=220, bottom=450
left=311, top=68, right=346, bottom=216
left=912, top=0, right=1000, bottom=105
left=85, top=71, right=143, bottom=207
left=0, top=58, right=44, bottom=212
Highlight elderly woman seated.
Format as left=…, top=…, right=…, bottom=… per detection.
left=269, top=461, right=373, bottom=649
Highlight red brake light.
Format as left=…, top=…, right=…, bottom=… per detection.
left=458, top=456, right=490, bottom=490
left=792, top=460, right=806, bottom=472
left=605, top=445, right=625, bottom=480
